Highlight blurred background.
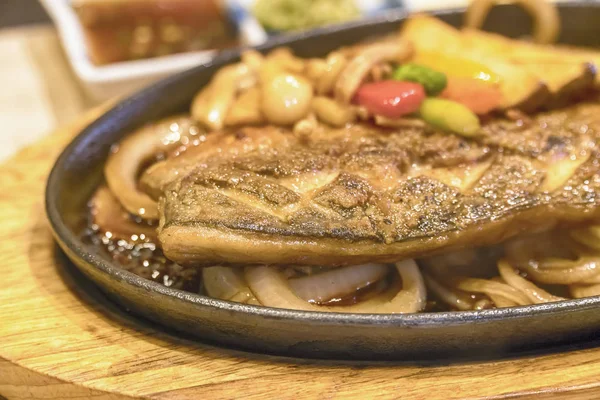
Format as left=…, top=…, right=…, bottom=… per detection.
left=0, top=0, right=473, bottom=160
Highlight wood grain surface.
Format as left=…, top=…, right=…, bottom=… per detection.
left=3, top=109, right=600, bottom=400
left=0, top=25, right=95, bottom=162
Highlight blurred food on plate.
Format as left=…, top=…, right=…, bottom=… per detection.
left=72, top=0, right=240, bottom=64
left=252, top=0, right=361, bottom=32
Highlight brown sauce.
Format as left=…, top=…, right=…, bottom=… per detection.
left=82, top=223, right=201, bottom=293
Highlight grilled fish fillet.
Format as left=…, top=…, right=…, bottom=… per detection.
left=142, top=103, right=600, bottom=266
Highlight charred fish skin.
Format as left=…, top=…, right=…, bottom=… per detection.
left=155, top=104, right=600, bottom=267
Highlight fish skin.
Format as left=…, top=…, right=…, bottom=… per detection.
left=149, top=103, right=600, bottom=266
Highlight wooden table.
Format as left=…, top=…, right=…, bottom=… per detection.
left=3, top=22, right=600, bottom=400
left=0, top=25, right=96, bottom=162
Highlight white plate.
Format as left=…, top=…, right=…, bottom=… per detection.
left=40, top=0, right=268, bottom=101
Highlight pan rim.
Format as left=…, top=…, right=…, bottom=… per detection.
left=45, top=0, right=600, bottom=329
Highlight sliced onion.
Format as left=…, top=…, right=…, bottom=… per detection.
left=311, top=96, right=356, bottom=127
left=203, top=266, right=259, bottom=305
left=473, top=298, right=494, bottom=310
left=90, top=185, right=157, bottom=242
left=452, top=276, right=531, bottom=305
left=570, top=283, right=600, bottom=298
left=423, top=273, right=475, bottom=311
left=497, top=259, right=563, bottom=304
left=316, top=52, right=348, bottom=95
left=465, top=0, right=560, bottom=44
left=522, top=258, right=600, bottom=284
left=104, top=116, right=198, bottom=220
left=334, top=41, right=413, bottom=103
left=505, top=233, right=600, bottom=284
left=191, top=63, right=254, bottom=131
left=245, top=266, right=317, bottom=311
left=342, top=259, right=427, bottom=313
left=245, top=259, right=426, bottom=314
left=487, top=294, right=518, bottom=308
left=288, top=263, right=389, bottom=303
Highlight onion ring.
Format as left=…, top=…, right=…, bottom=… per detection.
left=465, top=0, right=560, bottom=44
left=245, top=260, right=425, bottom=314
left=104, top=116, right=199, bottom=220
left=288, top=263, right=389, bottom=303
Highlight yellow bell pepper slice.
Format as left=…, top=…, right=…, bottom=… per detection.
left=412, top=51, right=501, bottom=85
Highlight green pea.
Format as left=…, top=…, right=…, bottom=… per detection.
left=419, top=98, right=481, bottom=137
left=392, top=63, right=447, bottom=96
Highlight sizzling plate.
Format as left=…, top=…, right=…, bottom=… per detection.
left=46, top=3, right=600, bottom=360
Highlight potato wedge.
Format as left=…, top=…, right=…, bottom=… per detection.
left=462, top=28, right=600, bottom=83
left=462, top=29, right=597, bottom=105
left=400, top=16, right=549, bottom=112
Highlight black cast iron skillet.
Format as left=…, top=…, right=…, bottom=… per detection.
left=46, top=2, right=600, bottom=360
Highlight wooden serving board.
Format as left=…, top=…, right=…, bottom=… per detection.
left=4, top=109, right=600, bottom=400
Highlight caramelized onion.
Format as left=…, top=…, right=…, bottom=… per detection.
left=191, top=63, right=254, bottom=131
left=452, top=276, right=531, bottom=305
left=497, top=259, right=563, bottom=303
left=335, top=41, right=413, bottom=103
left=90, top=185, right=157, bottom=242
left=311, top=96, right=356, bottom=127
left=487, top=294, right=518, bottom=308
left=317, top=52, right=348, bottom=95
left=245, top=260, right=425, bottom=314
left=203, top=266, right=259, bottom=304
left=520, top=258, right=600, bottom=284
left=505, top=232, right=600, bottom=286
left=341, top=259, right=427, bottom=313
left=423, top=273, right=475, bottom=311
left=104, top=116, right=199, bottom=220
left=288, top=263, right=389, bottom=303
